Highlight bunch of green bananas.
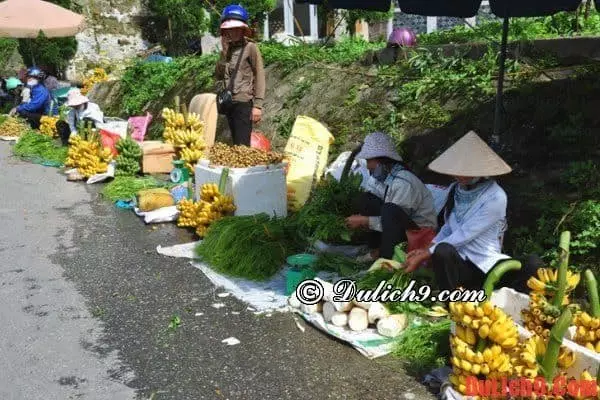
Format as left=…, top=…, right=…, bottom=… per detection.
left=115, top=136, right=142, bottom=176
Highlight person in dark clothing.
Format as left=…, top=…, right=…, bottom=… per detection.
left=9, top=68, right=57, bottom=129
left=345, top=132, right=438, bottom=262
left=403, top=131, right=540, bottom=294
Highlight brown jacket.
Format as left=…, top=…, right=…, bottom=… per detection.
left=215, top=40, right=266, bottom=109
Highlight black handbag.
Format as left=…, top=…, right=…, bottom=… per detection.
left=217, top=43, right=246, bottom=115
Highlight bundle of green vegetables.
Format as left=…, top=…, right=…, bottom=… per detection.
left=293, top=172, right=363, bottom=244
left=13, top=131, right=68, bottom=165
left=195, top=214, right=301, bottom=281
left=115, top=134, right=142, bottom=176
left=101, top=176, right=163, bottom=202
left=393, top=319, right=451, bottom=375
left=313, top=252, right=366, bottom=277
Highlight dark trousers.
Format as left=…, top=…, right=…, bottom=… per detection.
left=431, top=242, right=542, bottom=294
left=57, top=119, right=97, bottom=146
left=18, top=111, right=43, bottom=130
left=353, top=192, right=418, bottom=259
left=225, top=101, right=252, bottom=146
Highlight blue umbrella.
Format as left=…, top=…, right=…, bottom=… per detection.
left=300, top=0, right=582, bottom=142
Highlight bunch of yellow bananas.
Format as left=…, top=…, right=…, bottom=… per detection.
left=450, top=301, right=520, bottom=349
left=176, top=183, right=235, bottom=237
left=527, top=267, right=580, bottom=300
left=448, top=301, right=520, bottom=394
left=0, top=116, right=29, bottom=137
left=81, top=68, right=108, bottom=95
left=161, top=108, right=206, bottom=170
left=39, top=116, right=59, bottom=137
left=573, top=312, right=600, bottom=353
left=65, top=135, right=113, bottom=178
left=522, top=292, right=563, bottom=340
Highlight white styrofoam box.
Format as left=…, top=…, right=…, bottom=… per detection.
left=194, top=159, right=288, bottom=217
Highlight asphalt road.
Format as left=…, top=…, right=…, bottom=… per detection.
left=0, top=142, right=436, bottom=400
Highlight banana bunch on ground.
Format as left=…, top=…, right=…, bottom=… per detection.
left=115, top=135, right=142, bottom=176
left=0, top=116, right=30, bottom=137
left=176, top=183, right=235, bottom=238
left=66, top=135, right=113, bottom=178
left=162, top=107, right=206, bottom=171
left=39, top=116, right=59, bottom=137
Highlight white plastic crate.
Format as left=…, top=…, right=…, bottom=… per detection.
left=194, top=159, right=288, bottom=217
left=443, top=288, right=600, bottom=399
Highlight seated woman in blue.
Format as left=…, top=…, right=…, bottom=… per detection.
left=403, top=131, right=540, bottom=293
left=9, top=67, right=57, bottom=129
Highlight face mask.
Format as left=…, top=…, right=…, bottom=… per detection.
left=27, top=79, right=38, bottom=87
left=372, top=164, right=388, bottom=182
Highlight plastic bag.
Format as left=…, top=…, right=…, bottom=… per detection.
left=99, top=129, right=121, bottom=156
left=128, top=113, right=152, bottom=143
left=283, top=116, right=335, bottom=211
left=406, top=227, right=437, bottom=252
left=251, top=130, right=271, bottom=151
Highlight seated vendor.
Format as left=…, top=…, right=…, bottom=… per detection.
left=345, top=131, right=438, bottom=262
left=9, top=68, right=57, bottom=129
left=403, top=131, right=540, bottom=293
left=56, top=89, right=104, bottom=146
left=0, top=77, right=23, bottom=111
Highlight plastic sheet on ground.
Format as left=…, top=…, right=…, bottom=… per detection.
left=293, top=309, right=397, bottom=359
left=134, top=206, right=179, bottom=224
left=86, top=162, right=115, bottom=184
left=0, top=136, right=18, bottom=141
left=156, top=241, right=339, bottom=313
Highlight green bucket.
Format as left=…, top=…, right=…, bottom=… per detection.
left=285, top=253, right=317, bottom=296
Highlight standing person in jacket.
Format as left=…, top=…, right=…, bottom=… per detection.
left=9, top=68, right=57, bottom=129
left=403, top=131, right=540, bottom=293
left=215, top=4, right=266, bottom=146
left=56, top=89, right=104, bottom=146
left=345, top=132, right=438, bottom=262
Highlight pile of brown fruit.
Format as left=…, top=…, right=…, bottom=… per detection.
left=208, top=143, right=284, bottom=168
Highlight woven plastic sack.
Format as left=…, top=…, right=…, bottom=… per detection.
left=128, top=113, right=152, bottom=143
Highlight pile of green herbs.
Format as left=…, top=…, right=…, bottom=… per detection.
left=293, top=172, right=363, bottom=245
left=392, top=319, right=451, bottom=375
left=13, top=131, right=68, bottom=165
left=313, top=252, right=366, bottom=277
left=100, top=176, right=165, bottom=202
left=195, top=214, right=302, bottom=281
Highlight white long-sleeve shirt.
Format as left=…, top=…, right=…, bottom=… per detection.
left=429, top=181, right=510, bottom=274
left=365, top=164, right=438, bottom=232
left=67, top=102, right=104, bottom=133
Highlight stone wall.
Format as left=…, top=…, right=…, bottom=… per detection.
left=65, top=0, right=150, bottom=82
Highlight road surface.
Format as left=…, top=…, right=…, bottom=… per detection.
left=0, top=142, right=436, bottom=400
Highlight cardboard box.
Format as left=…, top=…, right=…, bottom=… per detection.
left=141, top=141, right=176, bottom=174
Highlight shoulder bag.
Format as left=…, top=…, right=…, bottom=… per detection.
left=216, top=43, right=246, bottom=115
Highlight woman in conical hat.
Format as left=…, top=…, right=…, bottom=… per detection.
left=403, top=131, right=540, bottom=293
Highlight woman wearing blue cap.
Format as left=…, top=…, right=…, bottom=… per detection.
left=214, top=4, right=265, bottom=146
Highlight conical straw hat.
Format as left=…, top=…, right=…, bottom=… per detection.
left=428, top=131, right=512, bottom=177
